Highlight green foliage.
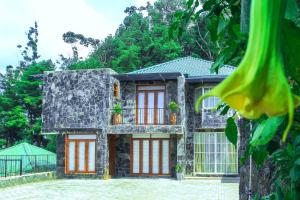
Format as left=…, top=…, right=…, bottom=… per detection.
left=17, top=21, right=40, bottom=68
left=225, top=117, right=238, bottom=147
left=113, top=103, right=122, bottom=115
left=170, top=0, right=246, bottom=72
left=0, top=139, right=6, bottom=149
left=250, top=116, right=285, bottom=146
left=62, top=0, right=202, bottom=72
left=282, top=19, right=300, bottom=85
left=268, top=135, right=300, bottom=199
left=168, top=101, right=179, bottom=112
left=45, top=135, right=56, bottom=153
left=68, top=57, right=103, bottom=70
left=175, top=1, right=300, bottom=198
left=175, top=163, right=183, bottom=173
left=0, top=22, right=55, bottom=148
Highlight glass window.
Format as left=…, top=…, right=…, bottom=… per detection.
left=194, top=132, right=238, bottom=174
left=195, top=87, right=220, bottom=109
left=66, top=135, right=96, bottom=174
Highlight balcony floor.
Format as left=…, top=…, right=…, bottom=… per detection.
left=107, top=124, right=183, bottom=135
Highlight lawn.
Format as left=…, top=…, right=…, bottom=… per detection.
left=0, top=178, right=239, bottom=200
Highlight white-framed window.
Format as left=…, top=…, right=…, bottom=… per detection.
left=193, top=132, right=238, bottom=175
left=195, top=87, right=220, bottom=110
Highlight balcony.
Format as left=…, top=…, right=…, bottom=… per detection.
left=111, top=108, right=179, bottom=125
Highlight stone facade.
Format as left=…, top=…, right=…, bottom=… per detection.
left=42, top=68, right=235, bottom=179
left=42, top=68, right=116, bottom=132
left=115, top=135, right=131, bottom=177
left=184, top=82, right=230, bottom=175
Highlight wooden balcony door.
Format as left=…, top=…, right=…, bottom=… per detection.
left=136, top=85, right=165, bottom=125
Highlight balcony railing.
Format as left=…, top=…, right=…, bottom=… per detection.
left=111, top=108, right=179, bottom=125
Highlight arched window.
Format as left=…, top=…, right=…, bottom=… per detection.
left=113, top=83, right=119, bottom=98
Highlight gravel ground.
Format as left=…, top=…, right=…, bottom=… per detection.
left=0, top=178, right=239, bottom=200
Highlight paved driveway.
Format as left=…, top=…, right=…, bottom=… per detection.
left=0, top=178, right=238, bottom=200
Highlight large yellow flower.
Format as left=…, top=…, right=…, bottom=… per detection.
left=196, top=0, right=300, bottom=141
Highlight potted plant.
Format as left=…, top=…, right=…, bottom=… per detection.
left=113, top=103, right=122, bottom=125
left=168, top=101, right=179, bottom=125
left=175, top=163, right=184, bottom=180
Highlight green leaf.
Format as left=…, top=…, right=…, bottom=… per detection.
left=225, top=117, right=238, bottom=147
left=250, top=116, right=285, bottom=146
left=285, top=0, right=299, bottom=20
left=207, top=16, right=219, bottom=42
left=203, top=0, right=217, bottom=11
left=186, top=0, right=194, bottom=9
left=290, top=166, right=300, bottom=182
left=282, top=19, right=300, bottom=85
left=252, top=146, right=268, bottom=167
left=295, top=158, right=300, bottom=165
left=220, top=105, right=230, bottom=116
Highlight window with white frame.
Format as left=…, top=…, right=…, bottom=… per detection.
left=194, top=132, right=238, bottom=175
left=195, top=87, right=220, bottom=109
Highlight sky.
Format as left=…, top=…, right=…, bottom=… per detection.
left=0, top=0, right=156, bottom=74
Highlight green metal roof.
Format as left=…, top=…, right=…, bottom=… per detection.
left=129, top=56, right=235, bottom=77
left=0, top=142, right=55, bottom=156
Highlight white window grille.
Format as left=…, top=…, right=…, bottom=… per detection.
left=195, top=87, right=220, bottom=110
left=194, top=132, right=238, bottom=175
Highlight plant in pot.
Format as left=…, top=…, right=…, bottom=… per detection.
left=168, top=101, right=179, bottom=125
left=175, top=163, right=184, bottom=180
left=113, top=103, right=122, bottom=125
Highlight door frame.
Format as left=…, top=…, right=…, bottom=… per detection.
left=130, top=136, right=171, bottom=176
left=136, top=85, right=166, bottom=125
left=65, top=135, right=96, bottom=174
left=108, top=135, right=116, bottom=176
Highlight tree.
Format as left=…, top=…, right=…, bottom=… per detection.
left=0, top=22, right=56, bottom=150
left=172, top=0, right=300, bottom=199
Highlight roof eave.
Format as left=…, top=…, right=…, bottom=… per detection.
left=113, top=72, right=183, bottom=81
left=186, top=75, right=227, bottom=83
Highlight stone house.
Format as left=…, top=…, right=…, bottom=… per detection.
left=42, top=56, right=238, bottom=178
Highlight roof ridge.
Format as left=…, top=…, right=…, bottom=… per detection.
left=130, top=56, right=192, bottom=74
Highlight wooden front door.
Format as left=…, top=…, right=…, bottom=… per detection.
left=108, top=135, right=116, bottom=176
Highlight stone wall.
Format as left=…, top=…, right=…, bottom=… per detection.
left=115, top=135, right=131, bottom=176
left=42, top=69, right=116, bottom=132
left=238, top=118, right=274, bottom=200
left=56, top=134, right=65, bottom=178
left=116, top=80, right=178, bottom=125
left=56, top=131, right=108, bottom=179
left=185, top=82, right=229, bottom=175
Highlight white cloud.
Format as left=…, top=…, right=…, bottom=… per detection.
left=0, top=0, right=158, bottom=74
left=134, top=0, right=156, bottom=7
left=0, top=0, right=117, bottom=73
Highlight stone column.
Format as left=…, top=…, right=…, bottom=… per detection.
left=56, top=133, right=65, bottom=178
left=177, top=75, right=186, bottom=172
left=96, top=130, right=109, bottom=178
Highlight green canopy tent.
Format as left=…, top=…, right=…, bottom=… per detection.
left=0, top=143, right=56, bottom=177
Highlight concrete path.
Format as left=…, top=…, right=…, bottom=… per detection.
left=0, top=178, right=239, bottom=200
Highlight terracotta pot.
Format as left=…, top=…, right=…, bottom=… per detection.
left=170, top=112, right=177, bottom=125
left=113, top=114, right=121, bottom=125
